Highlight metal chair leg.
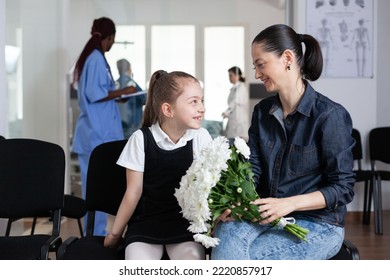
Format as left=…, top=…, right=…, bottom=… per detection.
left=363, top=179, right=369, bottom=224
left=77, top=219, right=84, bottom=237
left=31, top=217, right=38, bottom=235
left=5, top=218, right=14, bottom=236
left=363, top=179, right=373, bottom=225
left=373, top=174, right=383, bottom=235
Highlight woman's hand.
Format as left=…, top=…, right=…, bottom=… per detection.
left=253, top=191, right=326, bottom=225
left=252, top=197, right=295, bottom=225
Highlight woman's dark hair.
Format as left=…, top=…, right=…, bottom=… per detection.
left=73, top=17, right=116, bottom=82
left=228, top=66, right=246, bottom=82
left=142, top=70, right=199, bottom=127
left=252, top=24, right=323, bottom=81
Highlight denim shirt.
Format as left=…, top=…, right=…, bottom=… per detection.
left=248, top=82, right=355, bottom=226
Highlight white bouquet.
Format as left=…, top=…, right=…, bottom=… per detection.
left=174, top=136, right=309, bottom=248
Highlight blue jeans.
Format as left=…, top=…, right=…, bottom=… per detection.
left=211, top=218, right=344, bottom=260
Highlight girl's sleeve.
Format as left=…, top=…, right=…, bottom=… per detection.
left=116, top=130, right=145, bottom=172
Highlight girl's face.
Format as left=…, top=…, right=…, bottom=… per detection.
left=171, top=79, right=205, bottom=130
left=251, top=43, right=287, bottom=93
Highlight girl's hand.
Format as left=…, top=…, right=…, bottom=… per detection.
left=217, top=209, right=234, bottom=223
left=104, top=232, right=122, bottom=249
left=210, top=209, right=234, bottom=236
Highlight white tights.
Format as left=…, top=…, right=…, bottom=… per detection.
left=125, top=241, right=205, bottom=260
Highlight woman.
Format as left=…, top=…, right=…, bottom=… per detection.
left=222, top=66, right=250, bottom=141
left=212, top=24, right=355, bottom=260
left=72, top=17, right=137, bottom=236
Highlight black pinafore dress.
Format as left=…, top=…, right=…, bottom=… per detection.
left=124, top=127, right=194, bottom=245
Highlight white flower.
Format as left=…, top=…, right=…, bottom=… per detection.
left=174, top=136, right=231, bottom=247
left=234, top=137, right=250, bottom=159
left=175, top=135, right=310, bottom=245
left=194, top=233, right=220, bottom=248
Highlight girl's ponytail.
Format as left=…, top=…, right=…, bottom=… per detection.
left=142, top=70, right=167, bottom=127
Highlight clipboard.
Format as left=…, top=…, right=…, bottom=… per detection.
left=116, top=90, right=147, bottom=100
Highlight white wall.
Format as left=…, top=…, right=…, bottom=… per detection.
left=377, top=0, right=390, bottom=127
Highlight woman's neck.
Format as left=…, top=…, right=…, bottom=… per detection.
left=279, top=80, right=305, bottom=118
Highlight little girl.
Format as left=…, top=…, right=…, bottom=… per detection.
left=104, top=70, right=212, bottom=259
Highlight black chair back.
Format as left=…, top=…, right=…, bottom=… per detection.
left=352, top=128, right=363, bottom=161
left=0, top=138, right=65, bottom=259
left=368, top=127, right=390, bottom=234
left=0, top=139, right=64, bottom=219
left=85, top=140, right=127, bottom=236
left=351, top=128, right=374, bottom=225
left=57, top=139, right=128, bottom=260
left=369, top=127, right=390, bottom=164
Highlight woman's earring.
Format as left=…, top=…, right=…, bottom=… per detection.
left=287, top=64, right=291, bottom=71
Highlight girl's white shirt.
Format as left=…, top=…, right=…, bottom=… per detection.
left=117, top=123, right=212, bottom=172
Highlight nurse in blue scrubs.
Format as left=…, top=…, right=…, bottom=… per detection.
left=72, top=17, right=137, bottom=235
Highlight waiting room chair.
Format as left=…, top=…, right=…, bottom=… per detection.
left=6, top=194, right=86, bottom=237
left=329, top=239, right=360, bottom=260
left=351, top=128, right=374, bottom=224
left=369, top=127, right=390, bottom=235
left=60, top=194, right=87, bottom=236
left=0, top=138, right=65, bottom=259
left=2, top=135, right=87, bottom=237
left=57, top=140, right=128, bottom=260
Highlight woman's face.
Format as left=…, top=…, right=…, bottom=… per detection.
left=251, top=43, right=286, bottom=93
left=103, top=34, right=116, bottom=52
left=228, top=71, right=239, bottom=84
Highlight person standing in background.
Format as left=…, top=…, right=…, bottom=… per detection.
left=222, top=66, right=250, bottom=141
left=72, top=17, right=137, bottom=236
left=116, top=59, right=146, bottom=139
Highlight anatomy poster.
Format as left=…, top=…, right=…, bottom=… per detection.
left=306, top=0, right=373, bottom=78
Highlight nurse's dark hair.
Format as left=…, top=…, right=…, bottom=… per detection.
left=73, top=17, right=116, bottom=83
left=252, top=24, right=323, bottom=81
left=142, top=70, right=199, bottom=127
left=228, top=66, right=246, bottom=82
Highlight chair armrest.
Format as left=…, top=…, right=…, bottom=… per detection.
left=56, top=236, right=80, bottom=260
left=343, top=239, right=360, bottom=260
left=41, top=235, right=62, bottom=260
